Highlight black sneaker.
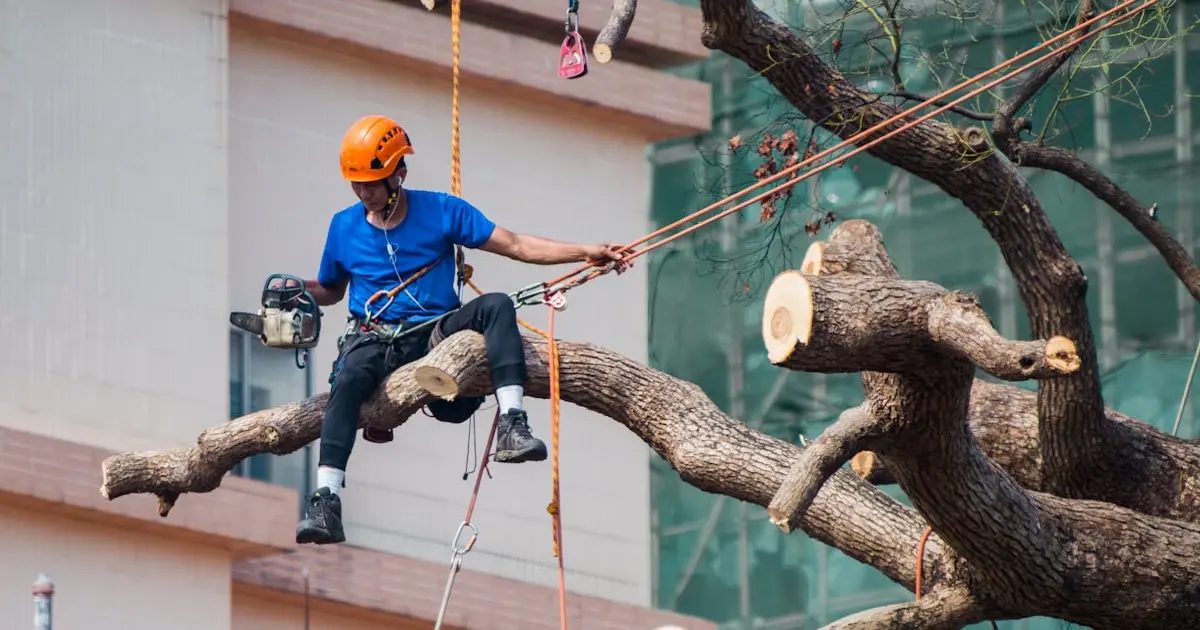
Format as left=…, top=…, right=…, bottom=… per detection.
left=492, top=409, right=548, bottom=463
left=296, top=486, right=346, bottom=545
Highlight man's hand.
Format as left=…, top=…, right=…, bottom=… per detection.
left=583, top=243, right=633, bottom=274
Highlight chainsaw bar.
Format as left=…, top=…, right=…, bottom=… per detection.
left=229, top=311, right=265, bottom=336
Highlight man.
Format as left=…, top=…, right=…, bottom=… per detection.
left=295, top=114, right=627, bottom=545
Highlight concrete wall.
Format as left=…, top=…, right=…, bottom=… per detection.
left=0, top=504, right=233, bottom=630
left=0, top=0, right=231, bottom=454
left=226, top=27, right=654, bottom=606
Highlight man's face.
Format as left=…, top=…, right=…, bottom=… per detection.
left=351, top=168, right=405, bottom=213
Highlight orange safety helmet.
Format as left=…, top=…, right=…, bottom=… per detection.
left=339, top=115, right=414, bottom=182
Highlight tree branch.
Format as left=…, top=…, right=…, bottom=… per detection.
left=768, top=404, right=879, bottom=532
left=989, top=0, right=1199, bottom=304
left=1012, top=144, right=1200, bottom=302
left=594, top=0, right=638, bottom=63
left=820, top=587, right=985, bottom=630
left=761, top=272, right=1079, bottom=381
left=927, top=292, right=1080, bottom=380
left=995, top=0, right=1096, bottom=129
left=101, top=331, right=953, bottom=596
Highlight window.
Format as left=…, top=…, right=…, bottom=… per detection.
left=229, top=330, right=315, bottom=514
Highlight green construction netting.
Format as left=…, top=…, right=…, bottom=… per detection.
left=647, top=1, right=1200, bottom=627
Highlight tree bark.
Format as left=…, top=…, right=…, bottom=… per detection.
left=820, top=587, right=985, bottom=630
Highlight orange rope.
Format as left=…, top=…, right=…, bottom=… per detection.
left=447, top=1, right=567, bottom=626
left=537, top=0, right=1158, bottom=294
left=449, top=0, right=469, bottom=292
left=915, top=525, right=933, bottom=600
left=547, top=306, right=568, bottom=628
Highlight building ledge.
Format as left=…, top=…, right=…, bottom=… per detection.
left=228, top=0, right=712, bottom=142
left=408, top=0, right=710, bottom=69
left=0, top=425, right=298, bottom=561
left=234, top=543, right=718, bottom=629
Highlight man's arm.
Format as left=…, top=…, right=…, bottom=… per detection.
left=446, top=195, right=628, bottom=268
left=478, top=227, right=589, bottom=265
left=479, top=226, right=627, bottom=266
left=304, top=277, right=348, bottom=306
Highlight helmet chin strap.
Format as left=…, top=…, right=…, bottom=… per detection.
left=377, top=166, right=406, bottom=223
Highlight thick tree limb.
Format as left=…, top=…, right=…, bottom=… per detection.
left=810, top=220, right=1200, bottom=522
left=800, top=220, right=899, bottom=279
left=593, top=0, right=637, bottom=64
left=761, top=271, right=1080, bottom=381
left=768, top=404, right=879, bottom=532
left=101, top=331, right=959, bottom=597
left=820, top=587, right=985, bottom=630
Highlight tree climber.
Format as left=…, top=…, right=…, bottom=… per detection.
left=294, top=114, right=629, bottom=545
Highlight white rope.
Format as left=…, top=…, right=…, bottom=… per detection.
left=1171, top=335, right=1200, bottom=437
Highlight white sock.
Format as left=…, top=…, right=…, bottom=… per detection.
left=496, top=385, right=524, bottom=412
left=317, top=466, right=345, bottom=495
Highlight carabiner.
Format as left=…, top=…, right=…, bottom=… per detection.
left=451, top=520, right=478, bottom=556
left=511, top=282, right=549, bottom=308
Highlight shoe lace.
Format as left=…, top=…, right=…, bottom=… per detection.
left=507, top=413, right=534, bottom=439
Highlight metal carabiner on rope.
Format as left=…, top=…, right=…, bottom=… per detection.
left=434, top=520, right=479, bottom=629
left=558, top=0, right=588, bottom=79
left=510, top=282, right=549, bottom=308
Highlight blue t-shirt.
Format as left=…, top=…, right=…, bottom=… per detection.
left=317, top=189, right=497, bottom=323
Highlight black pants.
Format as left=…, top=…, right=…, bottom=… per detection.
left=318, top=292, right=526, bottom=471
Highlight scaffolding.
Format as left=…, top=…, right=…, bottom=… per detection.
left=648, top=1, right=1200, bottom=628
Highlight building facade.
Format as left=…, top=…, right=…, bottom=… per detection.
left=647, top=0, right=1200, bottom=628
left=1, top=0, right=716, bottom=627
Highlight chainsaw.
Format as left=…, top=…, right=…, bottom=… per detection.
left=229, top=273, right=323, bottom=369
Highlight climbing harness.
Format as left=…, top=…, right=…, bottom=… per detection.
left=558, top=0, right=589, bottom=80
left=229, top=273, right=323, bottom=369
